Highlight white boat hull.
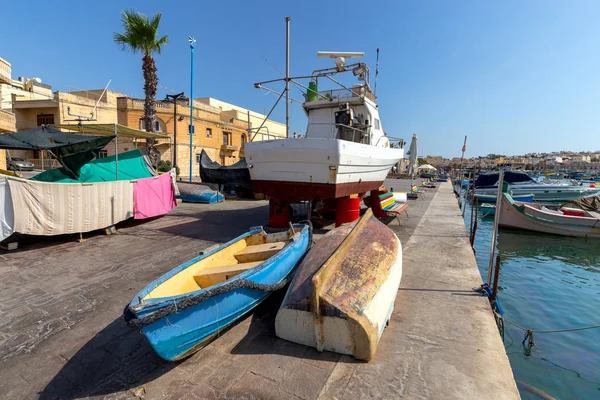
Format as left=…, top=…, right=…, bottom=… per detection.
left=499, top=194, right=600, bottom=238
left=476, top=185, right=600, bottom=202
left=245, top=138, right=404, bottom=201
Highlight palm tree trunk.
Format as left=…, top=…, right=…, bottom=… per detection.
left=142, top=53, right=159, bottom=166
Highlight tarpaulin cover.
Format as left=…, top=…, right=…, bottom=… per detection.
left=133, top=172, right=177, bottom=219
left=0, top=178, right=14, bottom=242
left=199, top=149, right=251, bottom=190
left=0, top=126, right=115, bottom=178
left=564, top=195, right=600, bottom=212
left=31, top=149, right=155, bottom=183
left=474, top=171, right=535, bottom=188
left=7, top=177, right=134, bottom=236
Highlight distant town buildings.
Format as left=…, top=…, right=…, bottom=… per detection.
left=0, top=55, right=285, bottom=177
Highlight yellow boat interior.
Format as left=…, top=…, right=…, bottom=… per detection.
left=145, top=228, right=298, bottom=300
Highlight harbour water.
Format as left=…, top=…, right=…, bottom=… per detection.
left=465, top=207, right=600, bottom=399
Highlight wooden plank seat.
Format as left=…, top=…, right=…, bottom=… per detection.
left=378, top=192, right=409, bottom=224
left=234, top=242, right=286, bottom=263
left=194, top=261, right=262, bottom=287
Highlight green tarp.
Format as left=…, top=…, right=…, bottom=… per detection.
left=31, top=149, right=155, bottom=183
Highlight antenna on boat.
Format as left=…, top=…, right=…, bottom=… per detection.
left=317, top=51, right=365, bottom=72
left=374, top=48, right=380, bottom=96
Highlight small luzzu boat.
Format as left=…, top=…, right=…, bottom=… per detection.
left=498, top=193, right=600, bottom=238
left=275, top=208, right=402, bottom=361
left=479, top=203, right=496, bottom=216
left=124, top=224, right=311, bottom=361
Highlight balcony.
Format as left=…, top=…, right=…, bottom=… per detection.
left=221, top=144, right=239, bottom=152
left=0, top=109, right=16, bottom=132
left=0, top=57, right=11, bottom=85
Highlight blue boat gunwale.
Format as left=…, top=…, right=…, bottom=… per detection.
left=128, top=224, right=310, bottom=312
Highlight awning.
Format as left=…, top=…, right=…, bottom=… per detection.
left=54, top=123, right=170, bottom=139
left=0, top=126, right=115, bottom=178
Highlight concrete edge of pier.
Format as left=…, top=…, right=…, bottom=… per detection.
left=343, top=180, right=520, bottom=399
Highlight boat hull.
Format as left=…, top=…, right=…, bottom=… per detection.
left=275, top=209, right=402, bottom=361
left=127, top=225, right=311, bottom=361
left=476, top=186, right=600, bottom=202
left=176, top=181, right=224, bottom=204
left=474, top=193, right=534, bottom=203
left=245, top=138, right=404, bottom=201
left=498, top=194, right=600, bottom=238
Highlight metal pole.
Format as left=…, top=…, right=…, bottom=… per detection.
left=285, top=16, right=290, bottom=138
left=114, top=124, right=119, bottom=180
left=487, top=170, right=504, bottom=285
left=173, top=98, right=177, bottom=168
left=490, top=254, right=501, bottom=303
left=41, top=150, right=44, bottom=170
left=189, top=36, right=196, bottom=182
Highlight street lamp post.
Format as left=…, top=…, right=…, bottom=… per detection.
left=188, top=36, right=196, bottom=182
left=165, top=92, right=186, bottom=169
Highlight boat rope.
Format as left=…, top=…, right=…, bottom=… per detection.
left=124, top=223, right=314, bottom=330
left=495, top=311, right=600, bottom=356
left=124, top=274, right=296, bottom=329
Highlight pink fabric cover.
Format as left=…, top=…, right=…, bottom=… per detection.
left=133, top=173, right=177, bottom=219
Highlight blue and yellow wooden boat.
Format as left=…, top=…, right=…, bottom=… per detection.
left=124, top=224, right=311, bottom=361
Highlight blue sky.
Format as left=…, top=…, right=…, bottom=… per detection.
left=2, top=0, right=599, bottom=158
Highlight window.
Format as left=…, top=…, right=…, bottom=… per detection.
left=206, top=128, right=212, bottom=138
left=98, top=150, right=108, bottom=159
left=374, top=119, right=381, bottom=130
left=37, top=113, right=54, bottom=126
left=196, top=153, right=202, bottom=163
left=223, top=131, right=231, bottom=146
left=139, top=119, right=162, bottom=132
left=241, top=134, right=247, bottom=147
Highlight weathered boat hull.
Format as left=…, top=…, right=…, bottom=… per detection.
left=199, top=149, right=252, bottom=192
left=498, top=194, right=600, bottom=238
left=275, top=209, right=402, bottom=361
left=126, top=225, right=311, bottom=361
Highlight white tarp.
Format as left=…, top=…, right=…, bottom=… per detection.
left=7, top=177, right=134, bottom=236
left=0, top=178, right=14, bottom=241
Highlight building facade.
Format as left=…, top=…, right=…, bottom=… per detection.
left=117, top=97, right=259, bottom=177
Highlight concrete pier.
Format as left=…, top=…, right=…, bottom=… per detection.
left=0, top=180, right=519, bottom=399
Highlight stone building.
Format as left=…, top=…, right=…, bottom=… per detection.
left=117, top=97, right=271, bottom=177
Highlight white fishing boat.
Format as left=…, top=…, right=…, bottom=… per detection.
left=474, top=171, right=600, bottom=202
left=245, top=45, right=404, bottom=202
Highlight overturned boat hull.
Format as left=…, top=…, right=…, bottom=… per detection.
left=275, top=208, right=402, bottom=361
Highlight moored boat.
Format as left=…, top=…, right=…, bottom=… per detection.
left=275, top=208, right=402, bottom=361
left=479, top=203, right=496, bottom=216
left=498, top=194, right=600, bottom=238
left=474, top=171, right=600, bottom=202
left=474, top=193, right=534, bottom=203
left=124, top=223, right=311, bottom=361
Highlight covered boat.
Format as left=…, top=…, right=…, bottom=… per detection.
left=199, top=149, right=252, bottom=193
left=124, top=223, right=311, bottom=361
left=498, top=193, right=600, bottom=238
left=275, top=209, right=402, bottom=361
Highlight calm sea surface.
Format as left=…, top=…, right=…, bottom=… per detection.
left=464, top=206, right=600, bottom=400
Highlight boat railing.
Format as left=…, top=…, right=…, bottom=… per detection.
left=309, top=86, right=375, bottom=103
left=249, top=126, right=281, bottom=141
left=306, top=122, right=369, bottom=144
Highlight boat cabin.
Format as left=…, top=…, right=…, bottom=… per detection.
left=303, top=84, right=390, bottom=148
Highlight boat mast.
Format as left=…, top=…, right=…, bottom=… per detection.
left=285, top=16, right=291, bottom=138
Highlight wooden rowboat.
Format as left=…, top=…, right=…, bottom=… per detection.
left=124, top=223, right=311, bottom=361
left=498, top=193, right=600, bottom=238
left=275, top=208, right=402, bottom=361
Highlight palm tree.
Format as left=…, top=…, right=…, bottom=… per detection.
left=114, top=9, right=168, bottom=149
